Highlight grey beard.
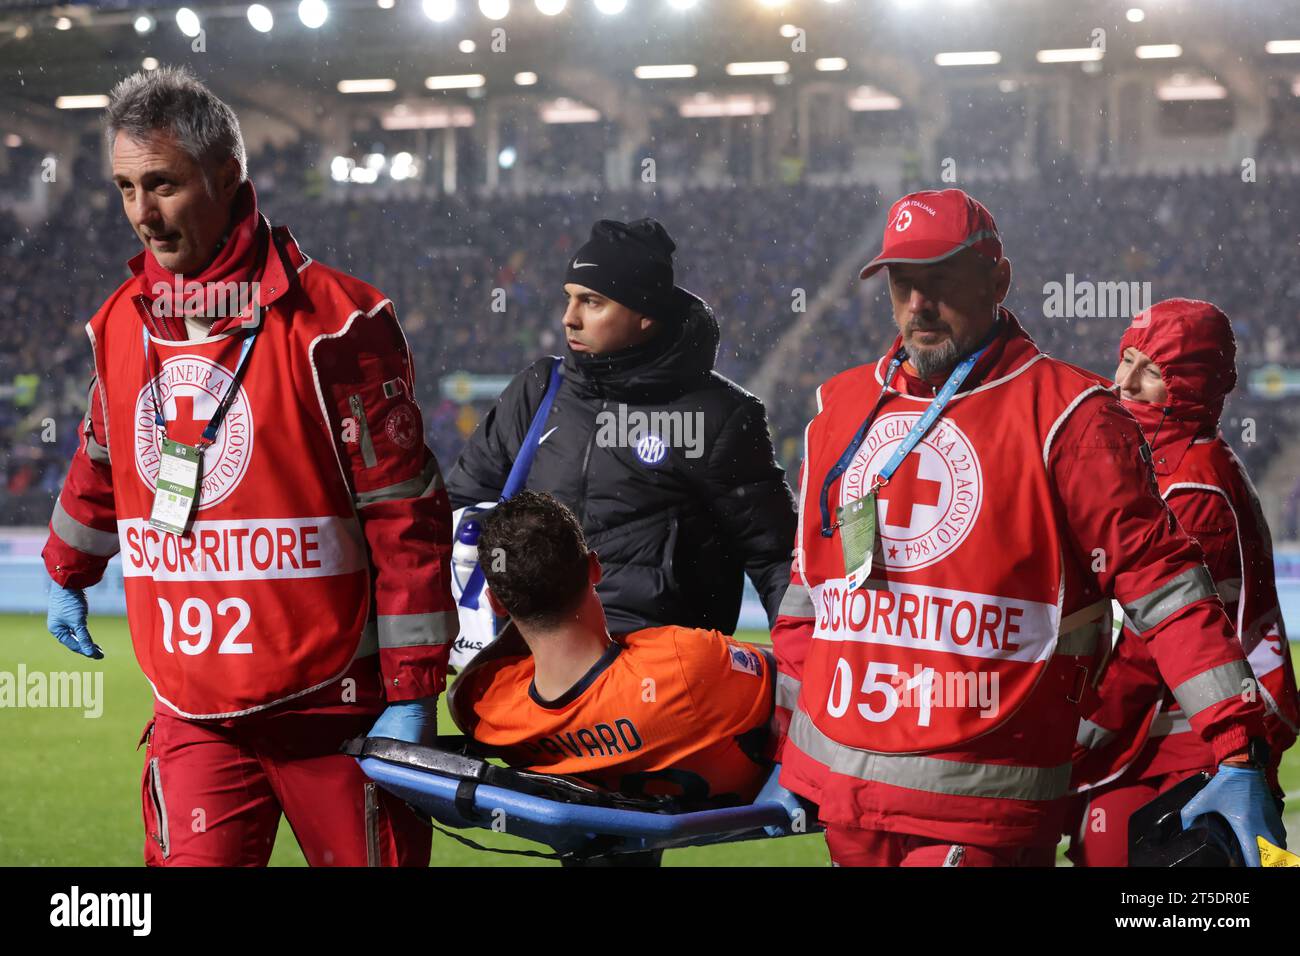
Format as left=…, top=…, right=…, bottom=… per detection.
left=907, top=336, right=960, bottom=380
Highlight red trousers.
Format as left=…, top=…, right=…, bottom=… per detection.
left=825, top=825, right=1057, bottom=867
left=138, top=665, right=431, bottom=867
left=1067, top=767, right=1206, bottom=867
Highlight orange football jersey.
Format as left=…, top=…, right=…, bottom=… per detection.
left=451, top=626, right=774, bottom=804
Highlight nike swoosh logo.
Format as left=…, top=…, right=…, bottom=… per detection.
left=571, top=261, right=598, bottom=268
left=539, top=426, right=559, bottom=444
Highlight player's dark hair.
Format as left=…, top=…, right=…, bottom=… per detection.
left=478, top=491, right=590, bottom=628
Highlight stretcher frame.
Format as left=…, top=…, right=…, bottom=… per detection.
left=350, top=737, right=819, bottom=863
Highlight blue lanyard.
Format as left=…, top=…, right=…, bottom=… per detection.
left=142, top=325, right=258, bottom=448
left=818, top=338, right=993, bottom=537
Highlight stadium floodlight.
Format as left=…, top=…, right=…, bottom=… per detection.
left=424, top=0, right=457, bottom=21
left=541, top=98, right=602, bottom=122
left=725, top=61, right=790, bottom=75
left=1265, top=40, right=1300, bottom=55
left=594, top=0, right=627, bottom=14
left=847, top=85, right=901, bottom=111
left=55, top=16, right=72, bottom=30
left=679, top=93, right=772, bottom=117
left=176, top=8, right=201, bottom=37
left=934, top=51, right=1001, bottom=66
left=1036, top=48, right=1104, bottom=63
left=299, top=0, right=328, bottom=28
left=364, top=153, right=386, bottom=171
left=779, top=23, right=799, bottom=38
left=1126, top=7, right=1144, bottom=22
left=134, top=14, right=155, bottom=34
left=498, top=146, right=517, bottom=168
left=756, top=0, right=782, bottom=8
left=514, top=71, right=539, bottom=85
left=425, top=73, right=486, bottom=88
left=247, top=4, right=274, bottom=32
left=460, top=39, right=476, bottom=52
left=55, top=95, right=110, bottom=109
left=535, top=0, right=567, bottom=13
left=142, top=57, right=160, bottom=70
left=338, top=78, right=398, bottom=93
left=4, top=134, right=21, bottom=147
left=1136, top=44, right=1181, bottom=59
left=814, top=57, right=847, bottom=71
left=668, top=0, right=698, bottom=9
left=378, top=0, right=395, bottom=7
left=390, top=152, right=417, bottom=180
left=479, top=0, right=510, bottom=19
left=634, top=64, right=698, bottom=79
left=1157, top=75, right=1226, bottom=100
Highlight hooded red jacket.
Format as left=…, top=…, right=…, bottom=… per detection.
left=43, top=183, right=457, bottom=709
left=1073, top=299, right=1298, bottom=791
left=772, top=309, right=1267, bottom=846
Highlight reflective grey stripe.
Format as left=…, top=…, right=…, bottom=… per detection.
left=1122, top=566, right=1216, bottom=634
left=353, top=620, right=379, bottom=660
left=355, top=458, right=443, bottom=508
left=1171, top=660, right=1253, bottom=719
left=1055, top=601, right=1108, bottom=656
left=1076, top=718, right=1116, bottom=750
left=777, top=583, right=815, bottom=619
left=50, top=499, right=119, bottom=556
left=1215, top=578, right=1243, bottom=605
left=378, top=611, right=458, bottom=649
left=789, top=708, right=1071, bottom=802
left=1149, top=709, right=1193, bottom=738
left=85, top=431, right=111, bottom=465
left=1056, top=625, right=1098, bottom=657
left=776, top=672, right=801, bottom=711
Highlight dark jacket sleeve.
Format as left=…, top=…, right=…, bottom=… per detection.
left=444, top=358, right=553, bottom=510
left=704, top=393, right=798, bottom=627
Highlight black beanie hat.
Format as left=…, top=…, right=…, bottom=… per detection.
left=564, top=218, right=680, bottom=322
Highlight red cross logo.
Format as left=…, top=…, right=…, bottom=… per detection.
left=164, top=393, right=208, bottom=446
left=876, top=450, right=942, bottom=529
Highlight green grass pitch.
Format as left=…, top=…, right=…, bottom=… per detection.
left=1, top=612, right=1295, bottom=867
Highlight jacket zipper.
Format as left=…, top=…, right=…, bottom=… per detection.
left=148, top=756, right=171, bottom=859
left=349, top=394, right=377, bottom=468
left=577, top=400, right=606, bottom=523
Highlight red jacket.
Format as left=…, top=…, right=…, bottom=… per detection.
left=772, top=310, right=1267, bottom=845
left=1073, top=299, right=1298, bottom=790
left=44, top=214, right=457, bottom=714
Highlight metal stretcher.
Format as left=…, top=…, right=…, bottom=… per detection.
left=348, top=736, right=819, bottom=865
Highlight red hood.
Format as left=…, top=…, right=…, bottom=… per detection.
left=1118, top=298, right=1237, bottom=475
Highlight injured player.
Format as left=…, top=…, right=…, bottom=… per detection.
left=446, top=491, right=775, bottom=806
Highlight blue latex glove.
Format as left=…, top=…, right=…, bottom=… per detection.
left=46, top=582, right=103, bottom=660
left=1180, top=764, right=1286, bottom=867
left=368, top=696, right=439, bottom=747
left=757, top=764, right=811, bottom=838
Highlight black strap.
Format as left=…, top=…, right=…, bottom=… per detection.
left=454, top=779, right=480, bottom=822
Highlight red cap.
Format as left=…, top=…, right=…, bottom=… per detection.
left=859, top=188, right=1003, bottom=280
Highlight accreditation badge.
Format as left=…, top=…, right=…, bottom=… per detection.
left=148, top=438, right=202, bottom=536
left=837, top=491, right=877, bottom=591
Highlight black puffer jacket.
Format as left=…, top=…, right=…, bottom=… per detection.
left=445, top=293, right=796, bottom=635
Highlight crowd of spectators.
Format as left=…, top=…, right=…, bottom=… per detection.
left=2, top=137, right=1297, bottom=540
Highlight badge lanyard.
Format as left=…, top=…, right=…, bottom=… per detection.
left=139, top=310, right=259, bottom=534
left=141, top=323, right=258, bottom=450
left=819, top=330, right=996, bottom=539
